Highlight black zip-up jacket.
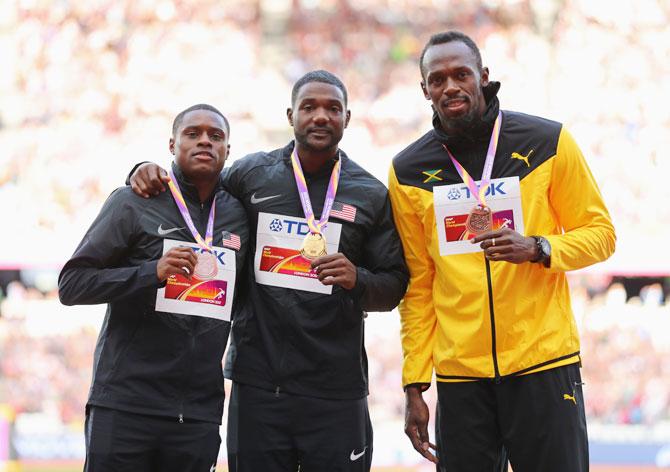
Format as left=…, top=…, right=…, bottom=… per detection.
left=58, top=163, right=248, bottom=424
left=222, top=141, right=409, bottom=400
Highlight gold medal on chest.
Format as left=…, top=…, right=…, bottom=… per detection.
left=466, top=205, right=493, bottom=235
left=300, top=232, right=327, bottom=260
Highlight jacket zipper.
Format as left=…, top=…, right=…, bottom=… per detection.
left=484, top=258, right=501, bottom=382
left=178, top=318, right=197, bottom=423
left=272, top=173, right=322, bottom=396
left=178, top=202, right=207, bottom=423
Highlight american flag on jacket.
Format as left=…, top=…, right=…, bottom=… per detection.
left=330, top=201, right=357, bottom=222
left=221, top=231, right=241, bottom=250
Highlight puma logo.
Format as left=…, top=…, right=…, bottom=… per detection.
left=563, top=393, right=577, bottom=405
left=511, top=150, right=533, bottom=167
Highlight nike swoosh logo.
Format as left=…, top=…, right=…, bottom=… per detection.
left=250, top=193, right=281, bottom=204
left=157, top=224, right=185, bottom=236
left=350, top=446, right=367, bottom=461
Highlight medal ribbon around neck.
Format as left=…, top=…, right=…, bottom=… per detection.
left=290, top=146, right=341, bottom=235
left=167, top=168, right=216, bottom=253
left=442, top=111, right=502, bottom=207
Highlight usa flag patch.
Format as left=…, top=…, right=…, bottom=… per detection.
left=330, top=201, right=357, bottom=222
left=221, top=231, right=241, bottom=250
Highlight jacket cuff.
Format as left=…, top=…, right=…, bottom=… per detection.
left=403, top=382, right=431, bottom=392
left=347, top=267, right=367, bottom=301
left=138, top=260, right=163, bottom=288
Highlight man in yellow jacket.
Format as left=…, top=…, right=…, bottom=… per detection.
left=388, top=31, right=615, bottom=471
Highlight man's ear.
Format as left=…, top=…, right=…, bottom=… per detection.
left=421, top=81, right=430, bottom=100
left=344, top=110, right=351, bottom=128
left=287, top=108, right=293, bottom=126
left=221, top=143, right=230, bottom=164
left=480, top=67, right=490, bottom=87
left=169, top=137, right=175, bottom=155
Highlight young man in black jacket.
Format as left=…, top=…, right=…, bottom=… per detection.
left=59, top=104, right=248, bottom=471
left=129, top=71, right=409, bottom=472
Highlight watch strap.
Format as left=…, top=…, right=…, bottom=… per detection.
left=530, top=236, right=548, bottom=265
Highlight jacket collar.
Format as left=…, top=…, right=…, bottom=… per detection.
left=431, top=81, right=501, bottom=147
left=281, top=140, right=346, bottom=178
left=170, top=161, right=216, bottom=205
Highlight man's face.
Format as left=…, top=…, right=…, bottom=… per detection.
left=421, top=41, right=489, bottom=133
left=170, top=110, right=229, bottom=180
left=287, top=82, right=350, bottom=153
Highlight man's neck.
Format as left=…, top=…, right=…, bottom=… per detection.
left=441, top=121, right=469, bottom=137
left=295, top=142, right=338, bottom=174
left=179, top=172, right=218, bottom=204
left=193, top=179, right=218, bottom=203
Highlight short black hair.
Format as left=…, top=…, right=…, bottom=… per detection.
left=291, top=70, right=348, bottom=106
left=172, top=104, right=230, bottom=137
left=419, top=31, right=483, bottom=79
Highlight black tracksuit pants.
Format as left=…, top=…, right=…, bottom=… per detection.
left=227, top=382, right=373, bottom=472
left=84, top=406, right=221, bottom=472
left=435, top=363, right=588, bottom=472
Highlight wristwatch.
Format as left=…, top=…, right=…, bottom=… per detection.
left=530, top=236, right=551, bottom=267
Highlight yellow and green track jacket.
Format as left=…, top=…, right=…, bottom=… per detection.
left=388, top=95, right=615, bottom=387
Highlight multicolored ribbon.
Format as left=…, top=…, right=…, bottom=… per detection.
left=290, top=147, right=341, bottom=235
left=442, top=111, right=502, bottom=207
left=167, top=168, right=215, bottom=252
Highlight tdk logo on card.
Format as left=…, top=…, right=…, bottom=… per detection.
left=447, top=188, right=462, bottom=200
left=270, top=219, right=311, bottom=236
left=180, top=245, right=226, bottom=265
left=269, top=218, right=283, bottom=232
left=285, top=220, right=311, bottom=235
left=451, top=182, right=507, bottom=200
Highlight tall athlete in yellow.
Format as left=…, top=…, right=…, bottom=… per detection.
left=389, top=31, right=615, bottom=472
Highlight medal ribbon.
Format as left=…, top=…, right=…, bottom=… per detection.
left=167, top=168, right=216, bottom=252
left=442, top=111, right=502, bottom=207
left=290, top=147, right=341, bottom=235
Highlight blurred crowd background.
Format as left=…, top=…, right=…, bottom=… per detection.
left=1, top=0, right=669, bottom=468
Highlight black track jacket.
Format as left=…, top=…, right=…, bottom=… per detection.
left=59, top=163, right=248, bottom=424
left=222, top=141, right=409, bottom=400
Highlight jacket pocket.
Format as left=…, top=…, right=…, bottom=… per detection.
left=106, top=310, right=147, bottom=382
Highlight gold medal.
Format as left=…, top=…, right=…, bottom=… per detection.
left=193, top=251, right=218, bottom=280
left=300, top=232, right=327, bottom=260
left=466, top=205, right=493, bottom=235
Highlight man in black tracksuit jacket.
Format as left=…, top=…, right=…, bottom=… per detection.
left=129, top=71, right=409, bottom=472
left=59, top=105, right=248, bottom=471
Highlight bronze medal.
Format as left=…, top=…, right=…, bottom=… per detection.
left=466, top=205, right=493, bottom=235
left=300, top=232, right=327, bottom=260
left=193, top=251, right=218, bottom=280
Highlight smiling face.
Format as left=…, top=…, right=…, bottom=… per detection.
left=287, top=81, right=350, bottom=155
left=421, top=40, right=489, bottom=134
left=169, top=109, right=229, bottom=181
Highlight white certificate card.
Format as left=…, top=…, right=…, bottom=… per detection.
left=433, top=177, right=524, bottom=256
left=254, top=212, right=342, bottom=294
left=156, top=239, right=236, bottom=321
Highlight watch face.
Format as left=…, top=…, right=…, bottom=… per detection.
left=540, top=238, right=551, bottom=257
